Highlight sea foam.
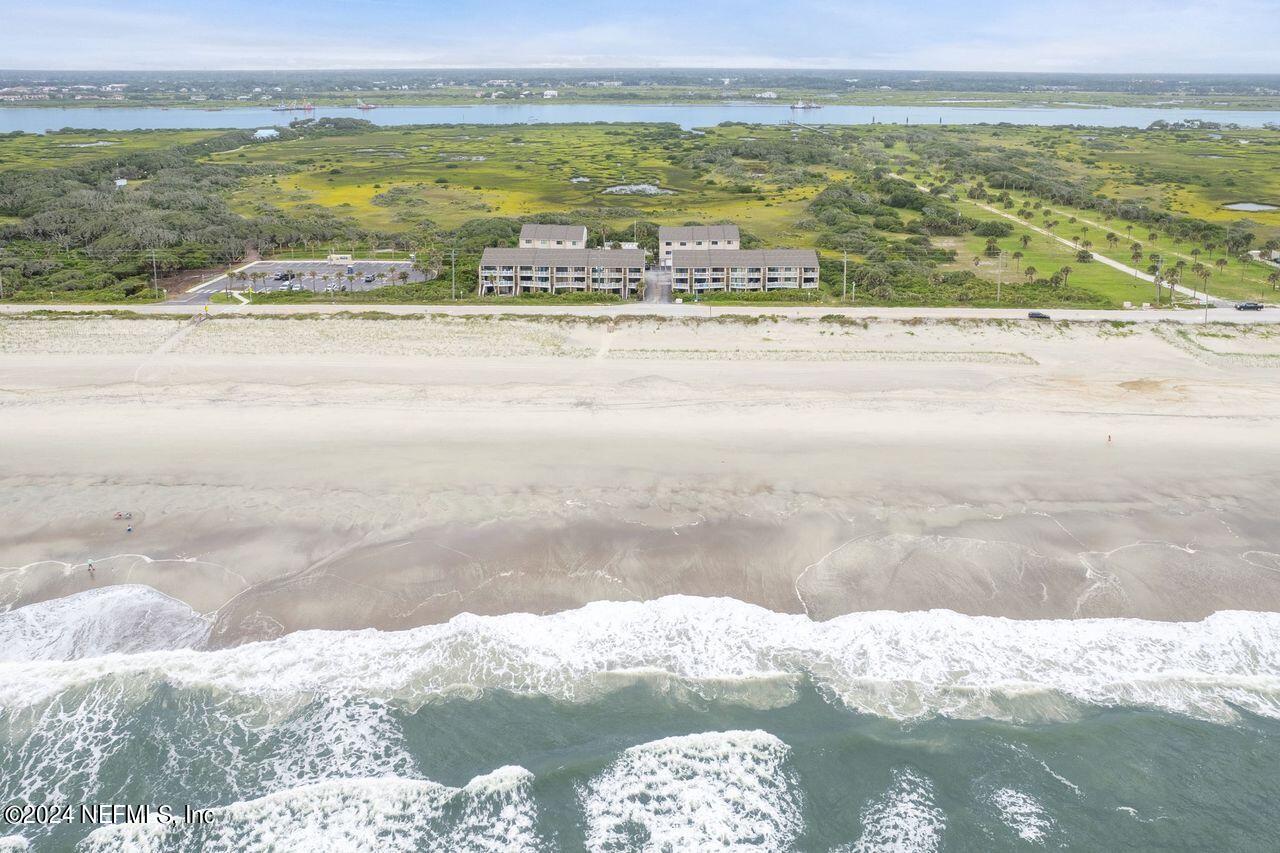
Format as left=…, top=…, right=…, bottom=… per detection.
left=581, top=729, right=803, bottom=851
left=845, top=767, right=945, bottom=853
left=990, top=787, right=1053, bottom=844
left=81, top=768, right=539, bottom=853
left=1, top=596, right=1278, bottom=723
left=0, top=586, right=208, bottom=662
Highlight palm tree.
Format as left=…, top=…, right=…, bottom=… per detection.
left=1059, top=265, right=1074, bottom=286
left=1024, top=266, right=1038, bottom=284
left=1196, top=265, right=1212, bottom=295
left=1020, top=234, right=1032, bottom=250
left=1268, top=271, right=1280, bottom=292
left=1012, top=251, right=1023, bottom=272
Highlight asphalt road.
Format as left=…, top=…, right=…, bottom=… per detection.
left=6, top=301, right=1277, bottom=325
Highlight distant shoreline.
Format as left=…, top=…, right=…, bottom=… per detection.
left=7, top=95, right=1280, bottom=112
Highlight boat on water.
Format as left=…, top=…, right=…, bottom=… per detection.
left=270, top=100, right=315, bottom=112
left=355, top=98, right=378, bottom=111
left=790, top=101, right=822, bottom=109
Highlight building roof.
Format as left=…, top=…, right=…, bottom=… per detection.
left=481, top=247, right=645, bottom=267
left=671, top=249, right=819, bottom=267
left=519, top=223, right=588, bottom=242
left=658, top=224, right=741, bottom=243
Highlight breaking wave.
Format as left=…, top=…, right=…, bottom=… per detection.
left=1, top=595, right=1277, bottom=723
left=0, top=586, right=208, bottom=662
left=81, top=768, right=539, bottom=853
left=845, top=767, right=945, bottom=853
left=581, top=729, right=802, bottom=850
left=990, top=787, right=1053, bottom=844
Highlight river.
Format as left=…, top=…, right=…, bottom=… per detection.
left=4, top=102, right=1280, bottom=133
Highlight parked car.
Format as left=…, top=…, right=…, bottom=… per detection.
left=363, top=274, right=375, bottom=283
left=1028, top=311, right=1051, bottom=320
left=1236, top=302, right=1264, bottom=311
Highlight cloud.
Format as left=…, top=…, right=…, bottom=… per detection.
left=0, top=0, right=1275, bottom=70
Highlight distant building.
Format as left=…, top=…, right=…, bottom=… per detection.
left=671, top=249, right=820, bottom=294
left=113, top=178, right=128, bottom=188
left=520, top=223, right=588, bottom=249
left=755, top=91, right=779, bottom=99
left=658, top=224, right=740, bottom=266
left=543, top=90, right=559, bottom=99
left=478, top=248, right=645, bottom=297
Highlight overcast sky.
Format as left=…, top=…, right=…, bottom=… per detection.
left=2, top=0, right=1277, bottom=72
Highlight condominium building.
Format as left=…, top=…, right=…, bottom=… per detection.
left=519, top=224, right=588, bottom=249
left=670, top=249, right=821, bottom=293
left=479, top=248, right=646, bottom=297
left=657, top=224, right=740, bottom=266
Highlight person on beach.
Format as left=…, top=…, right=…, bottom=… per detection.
left=87, top=560, right=95, bottom=575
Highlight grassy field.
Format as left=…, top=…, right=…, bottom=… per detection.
left=891, top=125, right=1280, bottom=303
left=983, top=189, right=1279, bottom=302
left=940, top=212, right=1164, bottom=307
left=0, top=129, right=225, bottom=172
left=207, top=123, right=831, bottom=244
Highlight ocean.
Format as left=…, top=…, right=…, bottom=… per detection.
left=1, top=588, right=1278, bottom=851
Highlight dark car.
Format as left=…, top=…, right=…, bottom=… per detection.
left=1236, top=302, right=1264, bottom=311
left=1028, top=311, right=1051, bottom=320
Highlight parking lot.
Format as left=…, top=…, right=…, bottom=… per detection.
left=178, top=259, right=429, bottom=304
left=236, top=260, right=427, bottom=293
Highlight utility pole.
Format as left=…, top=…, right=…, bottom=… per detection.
left=997, top=251, right=1004, bottom=303
left=1152, top=255, right=1162, bottom=306
left=450, top=242, right=457, bottom=300
left=150, top=249, right=159, bottom=300
left=842, top=251, right=848, bottom=300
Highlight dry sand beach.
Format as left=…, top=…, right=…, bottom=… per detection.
left=2, top=312, right=1279, bottom=645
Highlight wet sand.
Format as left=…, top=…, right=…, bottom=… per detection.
left=2, top=313, right=1279, bottom=644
